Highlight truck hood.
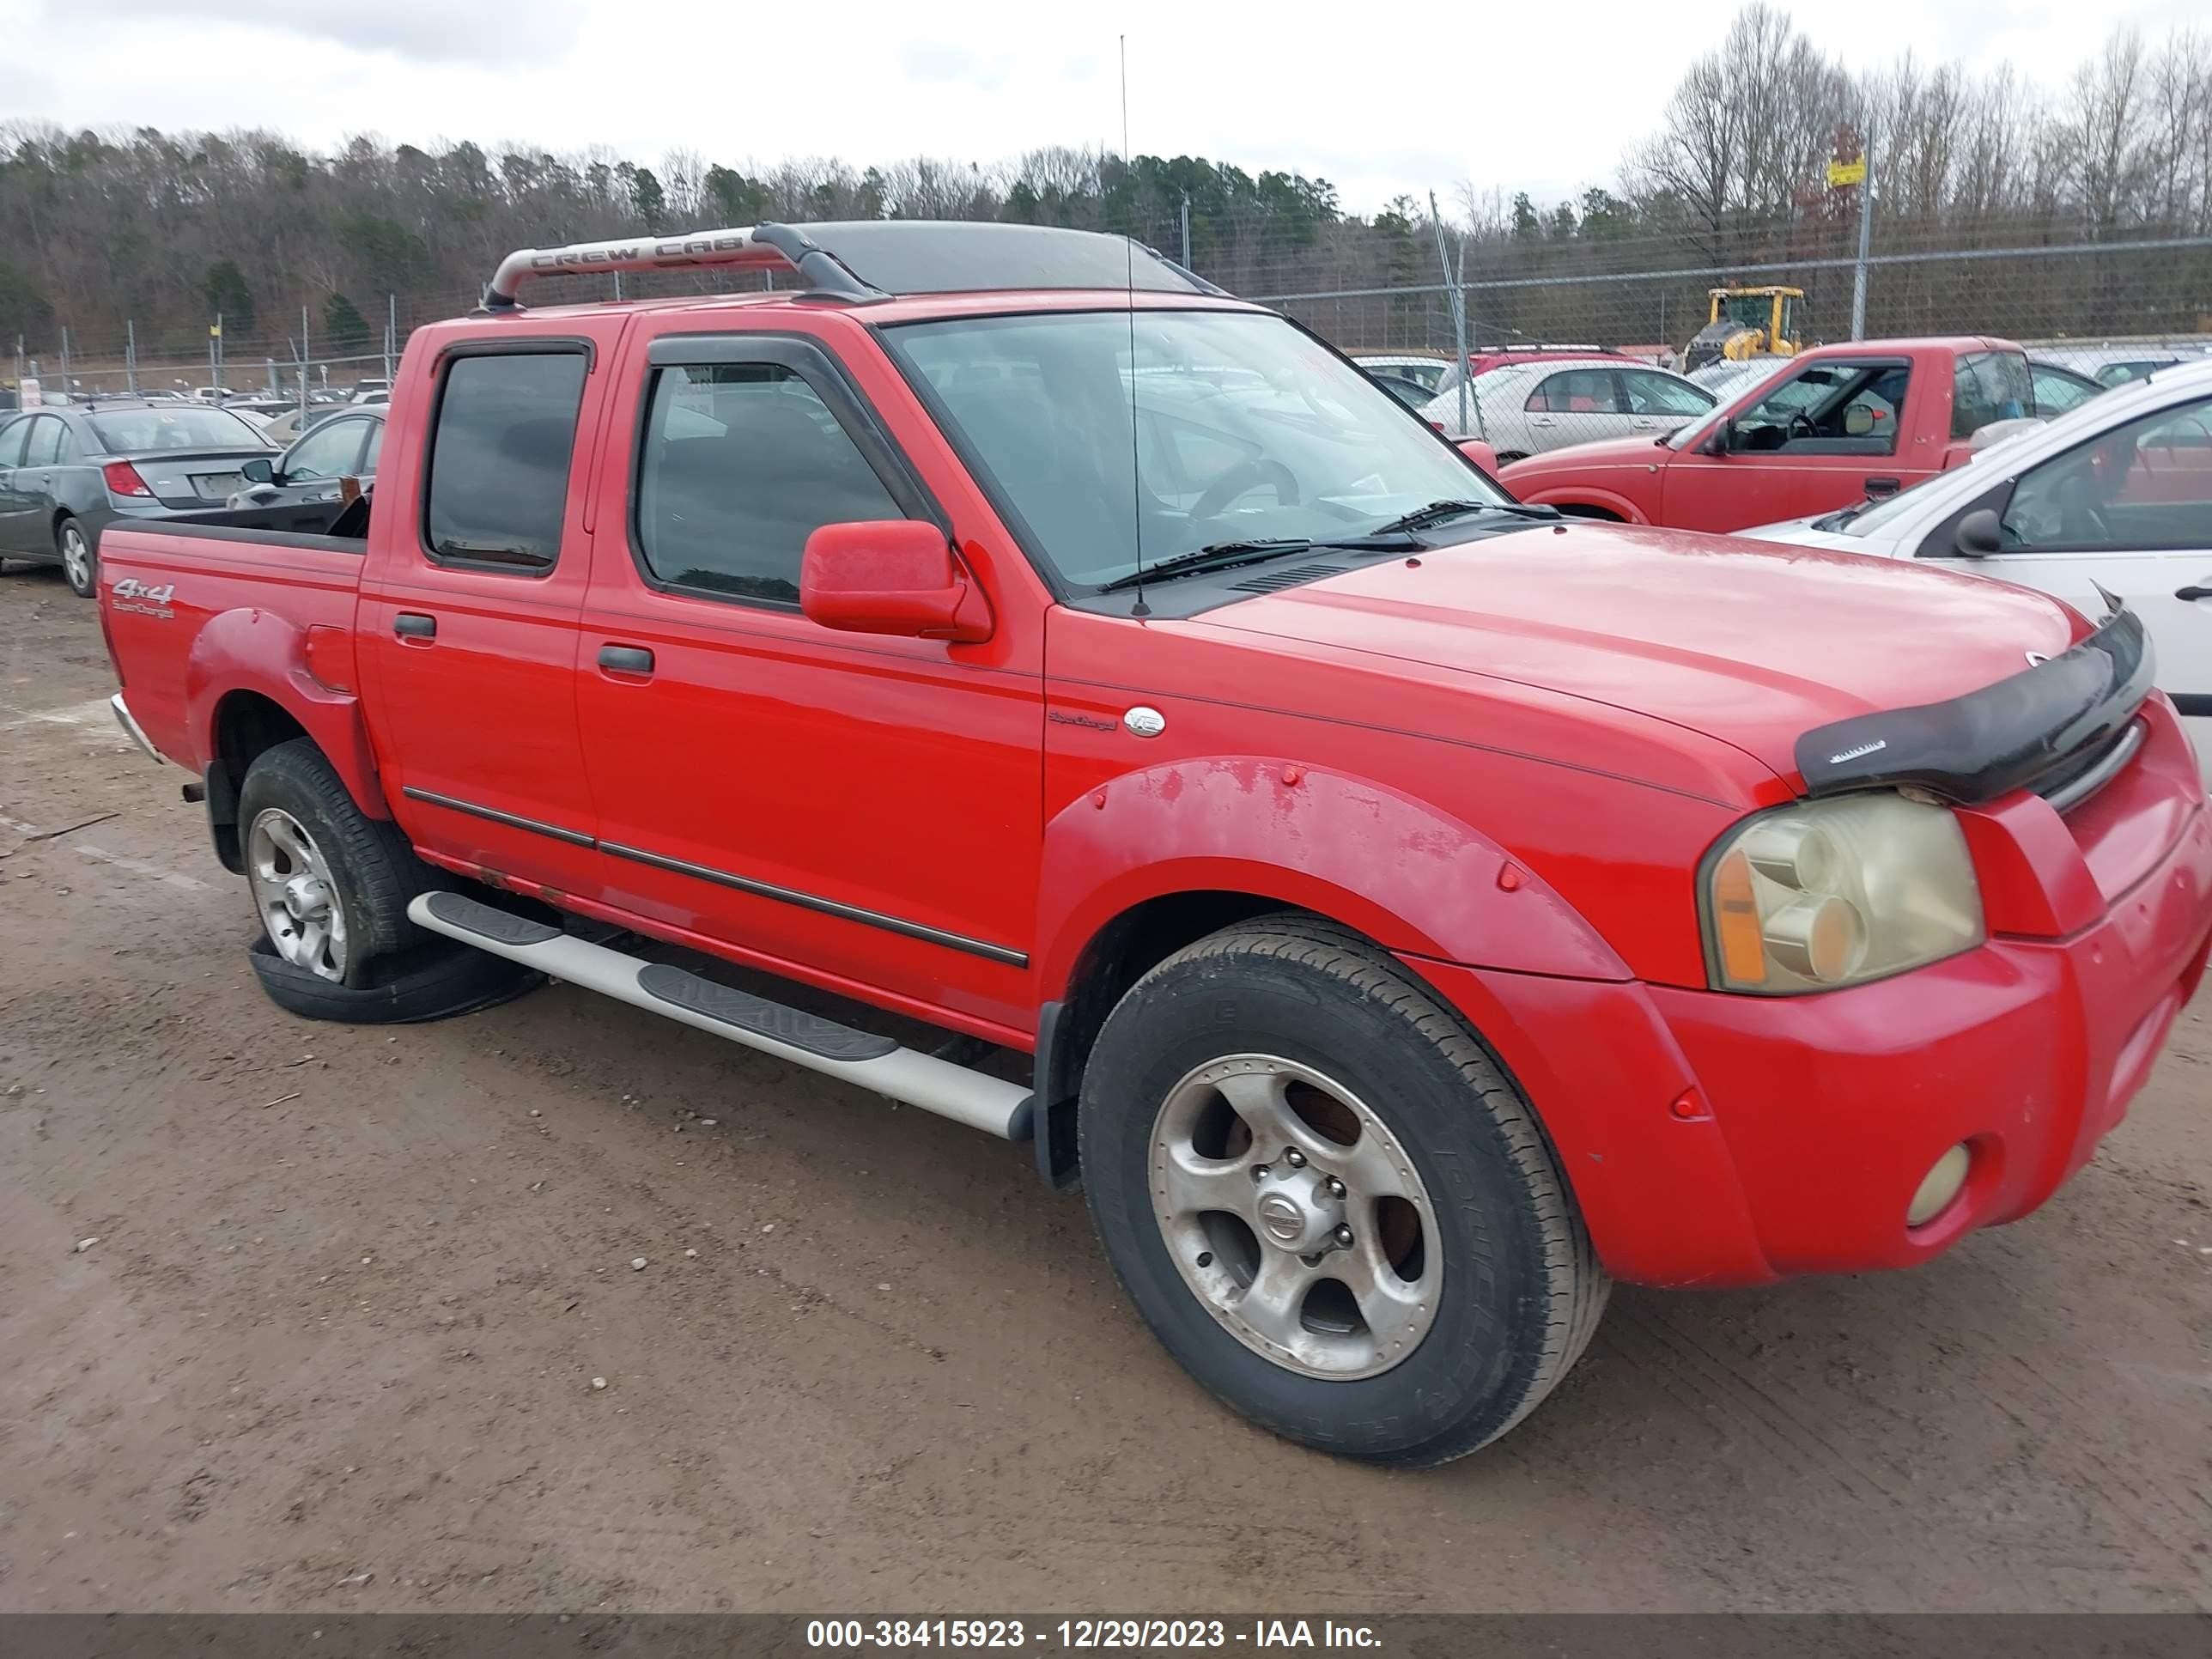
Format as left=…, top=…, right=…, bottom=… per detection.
left=1193, top=520, right=2081, bottom=781
left=1500, top=434, right=1677, bottom=477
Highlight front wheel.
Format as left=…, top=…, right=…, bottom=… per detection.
left=1079, top=916, right=1607, bottom=1465
left=58, top=517, right=94, bottom=598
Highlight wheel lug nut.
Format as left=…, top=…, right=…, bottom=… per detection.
left=1326, top=1177, right=1346, bottom=1199
left=1284, top=1148, right=1307, bottom=1168
left=1333, top=1224, right=1354, bottom=1248
left=1250, top=1164, right=1270, bottom=1182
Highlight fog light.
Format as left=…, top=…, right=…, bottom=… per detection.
left=1907, top=1143, right=1972, bottom=1228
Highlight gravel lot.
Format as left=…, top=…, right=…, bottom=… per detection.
left=3, top=565, right=2209, bottom=1615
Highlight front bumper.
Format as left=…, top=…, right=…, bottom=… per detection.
left=1415, top=794, right=2212, bottom=1289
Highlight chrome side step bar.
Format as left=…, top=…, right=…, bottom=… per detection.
left=407, top=891, right=1032, bottom=1140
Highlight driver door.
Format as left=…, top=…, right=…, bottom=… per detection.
left=1662, top=356, right=1924, bottom=532
left=573, top=320, right=1046, bottom=1027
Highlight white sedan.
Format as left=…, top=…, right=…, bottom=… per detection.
left=1740, top=358, right=2212, bottom=784
left=1419, top=357, right=1714, bottom=458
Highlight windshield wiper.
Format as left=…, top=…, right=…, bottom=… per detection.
left=1093, top=532, right=1420, bottom=595
left=1095, top=538, right=1311, bottom=593
left=1366, top=498, right=1560, bottom=535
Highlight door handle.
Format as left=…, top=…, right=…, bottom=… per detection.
left=2178, top=584, right=2212, bottom=602
left=598, top=644, right=655, bottom=676
left=393, top=612, right=436, bottom=640
left=1864, top=477, right=1902, bottom=498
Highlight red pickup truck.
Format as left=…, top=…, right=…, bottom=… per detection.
left=1499, top=336, right=2035, bottom=530
left=95, top=223, right=2212, bottom=1466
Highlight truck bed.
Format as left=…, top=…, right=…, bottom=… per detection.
left=97, top=507, right=372, bottom=779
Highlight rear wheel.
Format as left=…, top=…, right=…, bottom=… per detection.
left=1079, top=915, right=1607, bottom=1465
left=236, top=738, right=430, bottom=988
left=57, top=517, right=94, bottom=598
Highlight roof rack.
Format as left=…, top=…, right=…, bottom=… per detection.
left=482, top=222, right=873, bottom=311
left=480, top=220, right=1224, bottom=312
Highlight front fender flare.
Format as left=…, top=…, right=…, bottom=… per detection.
left=1508, top=481, right=1650, bottom=523
left=185, top=608, right=389, bottom=819
left=1036, top=755, right=1629, bottom=999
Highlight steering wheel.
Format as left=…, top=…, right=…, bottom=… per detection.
left=1786, top=408, right=1821, bottom=441
left=1190, top=459, right=1300, bottom=520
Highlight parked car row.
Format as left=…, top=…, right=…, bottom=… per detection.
left=0, top=397, right=382, bottom=594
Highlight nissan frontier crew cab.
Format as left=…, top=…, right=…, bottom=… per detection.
left=95, top=222, right=2212, bottom=1466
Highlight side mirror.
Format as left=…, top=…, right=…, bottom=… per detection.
left=1456, top=438, right=1499, bottom=473
left=240, top=457, right=275, bottom=484
left=1954, top=507, right=2002, bottom=558
left=1844, top=404, right=1875, bottom=437
left=1705, top=420, right=1735, bottom=455
left=800, top=520, right=993, bottom=643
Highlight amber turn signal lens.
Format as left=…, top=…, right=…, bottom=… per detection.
left=1711, top=849, right=1768, bottom=986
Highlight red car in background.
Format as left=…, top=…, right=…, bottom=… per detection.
left=1500, top=337, right=2035, bottom=531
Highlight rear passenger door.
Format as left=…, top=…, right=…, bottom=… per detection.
left=574, top=325, right=1044, bottom=1030
left=358, top=330, right=625, bottom=891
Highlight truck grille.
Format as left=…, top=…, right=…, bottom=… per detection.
left=2032, top=720, right=2144, bottom=814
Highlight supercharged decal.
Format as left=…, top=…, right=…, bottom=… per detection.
left=110, top=578, right=177, bottom=619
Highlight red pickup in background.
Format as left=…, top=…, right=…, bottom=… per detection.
left=1500, top=336, right=2033, bottom=529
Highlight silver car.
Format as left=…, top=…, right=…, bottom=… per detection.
left=0, top=401, right=275, bottom=596
left=1419, top=357, right=1715, bottom=456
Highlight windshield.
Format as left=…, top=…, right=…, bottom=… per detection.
left=1720, top=294, right=1771, bottom=329
left=1667, top=358, right=1802, bottom=449
left=884, top=308, right=1500, bottom=590
left=88, top=406, right=265, bottom=453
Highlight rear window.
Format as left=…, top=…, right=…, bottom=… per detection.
left=1951, top=351, right=2032, bottom=439
left=423, top=350, right=588, bottom=570
left=87, top=406, right=264, bottom=452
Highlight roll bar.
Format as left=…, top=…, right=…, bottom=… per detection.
left=479, top=222, right=877, bottom=311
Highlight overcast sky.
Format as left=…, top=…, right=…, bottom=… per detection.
left=1, top=0, right=2201, bottom=215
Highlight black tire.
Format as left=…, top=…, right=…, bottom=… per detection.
left=248, top=934, right=543, bottom=1024
left=57, top=515, right=95, bottom=598
left=1079, top=915, right=1607, bottom=1466
left=235, top=738, right=432, bottom=987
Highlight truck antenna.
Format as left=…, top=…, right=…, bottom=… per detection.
left=1121, top=33, right=1149, bottom=618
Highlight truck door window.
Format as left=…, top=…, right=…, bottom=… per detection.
left=1732, top=363, right=1908, bottom=455
left=423, top=349, right=587, bottom=571
left=633, top=362, right=902, bottom=607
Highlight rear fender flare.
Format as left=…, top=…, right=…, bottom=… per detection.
left=1036, top=756, right=1630, bottom=998
left=185, top=608, right=389, bottom=819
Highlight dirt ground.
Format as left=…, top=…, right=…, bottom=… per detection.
left=2, top=564, right=2208, bottom=1616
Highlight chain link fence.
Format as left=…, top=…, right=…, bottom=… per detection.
left=10, top=214, right=2209, bottom=461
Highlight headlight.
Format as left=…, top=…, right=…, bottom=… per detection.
left=1699, top=793, right=1984, bottom=994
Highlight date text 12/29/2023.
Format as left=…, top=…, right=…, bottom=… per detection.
left=805, top=1621, right=1383, bottom=1650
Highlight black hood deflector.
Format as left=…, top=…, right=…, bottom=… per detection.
left=1794, top=601, right=2154, bottom=805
